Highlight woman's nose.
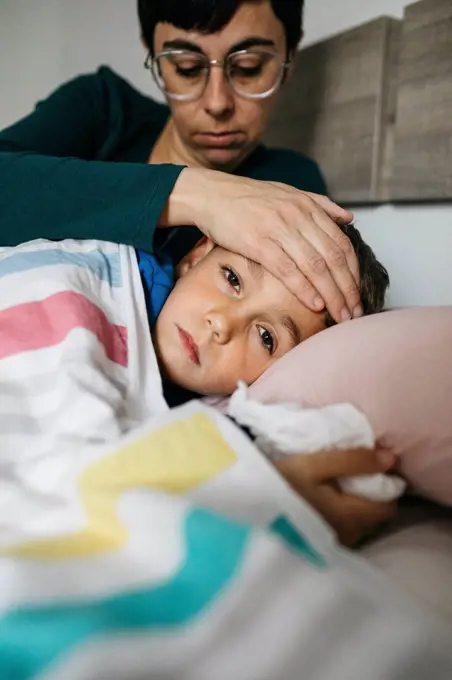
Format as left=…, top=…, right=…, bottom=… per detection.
left=202, top=68, right=235, bottom=120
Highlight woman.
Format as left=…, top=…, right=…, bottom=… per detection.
left=0, top=0, right=361, bottom=324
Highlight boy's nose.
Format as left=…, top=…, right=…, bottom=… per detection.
left=206, top=310, right=234, bottom=344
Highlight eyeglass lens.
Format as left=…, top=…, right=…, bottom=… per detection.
left=152, top=50, right=283, bottom=99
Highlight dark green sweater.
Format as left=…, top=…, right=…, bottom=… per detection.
left=0, top=66, right=326, bottom=260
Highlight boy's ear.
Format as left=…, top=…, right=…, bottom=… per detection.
left=176, top=237, right=215, bottom=277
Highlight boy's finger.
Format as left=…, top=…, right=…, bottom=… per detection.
left=343, top=496, right=398, bottom=529
left=311, top=489, right=397, bottom=547
left=281, top=448, right=396, bottom=485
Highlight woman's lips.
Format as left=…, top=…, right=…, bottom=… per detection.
left=177, top=326, right=200, bottom=365
left=195, top=132, right=243, bottom=148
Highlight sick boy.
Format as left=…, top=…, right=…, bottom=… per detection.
left=143, top=223, right=388, bottom=403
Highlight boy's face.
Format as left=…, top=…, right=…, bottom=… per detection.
left=153, top=239, right=325, bottom=396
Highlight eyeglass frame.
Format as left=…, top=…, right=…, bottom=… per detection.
left=144, top=48, right=291, bottom=101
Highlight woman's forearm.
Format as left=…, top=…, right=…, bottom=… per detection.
left=0, top=149, right=183, bottom=250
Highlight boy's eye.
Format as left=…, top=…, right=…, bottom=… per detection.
left=222, top=266, right=241, bottom=293
left=258, top=326, right=275, bottom=355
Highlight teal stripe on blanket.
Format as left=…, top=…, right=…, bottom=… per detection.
left=271, top=516, right=327, bottom=568
left=0, top=508, right=250, bottom=680
left=0, top=249, right=122, bottom=287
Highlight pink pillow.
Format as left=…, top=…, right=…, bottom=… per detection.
left=248, top=307, right=452, bottom=506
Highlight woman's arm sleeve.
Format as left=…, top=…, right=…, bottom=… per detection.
left=0, top=71, right=183, bottom=250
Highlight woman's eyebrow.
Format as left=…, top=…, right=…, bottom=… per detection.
left=281, top=314, right=302, bottom=347
left=162, top=37, right=276, bottom=56
left=227, top=37, right=276, bottom=55
left=162, top=39, right=204, bottom=54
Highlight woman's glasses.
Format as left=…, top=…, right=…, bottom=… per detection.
left=145, top=48, right=290, bottom=101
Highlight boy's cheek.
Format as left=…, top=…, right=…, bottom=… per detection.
left=211, top=355, right=264, bottom=395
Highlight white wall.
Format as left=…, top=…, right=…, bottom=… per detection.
left=0, top=0, right=63, bottom=128
left=0, top=0, right=161, bottom=130
left=0, top=0, right=450, bottom=307
left=59, top=0, right=161, bottom=101
left=352, top=205, right=452, bottom=308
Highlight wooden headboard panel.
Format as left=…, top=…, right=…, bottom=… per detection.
left=391, top=0, right=452, bottom=200
left=264, top=0, right=452, bottom=204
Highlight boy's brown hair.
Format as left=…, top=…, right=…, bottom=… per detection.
left=325, top=223, right=390, bottom=328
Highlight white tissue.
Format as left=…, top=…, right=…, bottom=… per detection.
left=228, top=382, right=406, bottom=503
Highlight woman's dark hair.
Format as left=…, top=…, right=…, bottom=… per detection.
left=138, top=0, right=304, bottom=55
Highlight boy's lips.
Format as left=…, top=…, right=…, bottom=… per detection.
left=177, top=326, right=200, bottom=365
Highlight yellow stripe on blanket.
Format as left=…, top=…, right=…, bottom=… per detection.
left=6, top=413, right=237, bottom=560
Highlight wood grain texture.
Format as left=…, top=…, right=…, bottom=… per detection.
left=390, top=0, right=452, bottom=200
left=264, top=18, right=401, bottom=203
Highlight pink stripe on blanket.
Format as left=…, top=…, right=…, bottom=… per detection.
left=0, top=291, right=128, bottom=366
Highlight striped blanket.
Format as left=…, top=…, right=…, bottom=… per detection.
left=0, top=240, right=451, bottom=679
left=0, top=238, right=167, bottom=474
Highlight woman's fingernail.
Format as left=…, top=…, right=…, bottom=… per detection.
left=378, top=451, right=396, bottom=469
left=341, top=308, right=351, bottom=322
left=353, top=304, right=363, bottom=318
left=314, top=296, right=324, bottom=310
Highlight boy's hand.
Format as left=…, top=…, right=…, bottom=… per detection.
left=274, top=448, right=398, bottom=547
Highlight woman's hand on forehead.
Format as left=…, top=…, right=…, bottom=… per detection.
left=164, top=168, right=362, bottom=324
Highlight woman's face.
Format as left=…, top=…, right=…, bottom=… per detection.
left=152, top=0, right=293, bottom=171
